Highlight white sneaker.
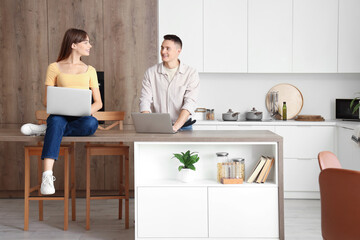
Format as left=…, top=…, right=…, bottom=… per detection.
left=40, top=174, right=56, bottom=195
left=20, top=123, right=47, bottom=136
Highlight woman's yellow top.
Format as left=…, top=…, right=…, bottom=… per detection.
left=45, top=62, right=99, bottom=89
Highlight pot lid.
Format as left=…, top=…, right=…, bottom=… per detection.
left=216, top=152, right=229, bottom=156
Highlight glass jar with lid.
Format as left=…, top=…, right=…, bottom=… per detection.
left=216, top=152, right=228, bottom=183
left=232, top=158, right=245, bottom=180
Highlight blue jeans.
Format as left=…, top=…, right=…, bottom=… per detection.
left=41, top=115, right=98, bottom=160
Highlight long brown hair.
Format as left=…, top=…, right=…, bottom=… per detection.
left=57, top=28, right=88, bottom=62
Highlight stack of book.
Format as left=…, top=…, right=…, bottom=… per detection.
left=247, top=156, right=274, bottom=183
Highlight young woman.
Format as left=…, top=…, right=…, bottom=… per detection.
left=36, top=28, right=102, bottom=195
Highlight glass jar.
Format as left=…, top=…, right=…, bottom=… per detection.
left=216, top=152, right=228, bottom=183
left=233, top=158, right=245, bottom=180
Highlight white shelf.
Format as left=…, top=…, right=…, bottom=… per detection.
left=136, top=179, right=277, bottom=187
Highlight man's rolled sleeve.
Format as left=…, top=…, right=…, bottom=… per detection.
left=181, top=70, right=200, bottom=115
left=139, top=71, right=153, bottom=112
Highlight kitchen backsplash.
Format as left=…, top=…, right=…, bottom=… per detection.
left=197, top=73, right=360, bottom=120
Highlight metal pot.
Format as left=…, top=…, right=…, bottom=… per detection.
left=222, top=109, right=240, bottom=121
left=246, top=107, right=263, bottom=121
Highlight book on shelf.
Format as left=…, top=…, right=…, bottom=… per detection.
left=247, top=156, right=267, bottom=183
left=261, top=157, right=274, bottom=183
left=256, top=157, right=273, bottom=183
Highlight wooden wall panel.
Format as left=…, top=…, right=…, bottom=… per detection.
left=0, top=0, right=47, bottom=191
left=0, top=0, right=158, bottom=194
left=0, top=0, right=48, bottom=124
left=47, top=0, right=104, bottom=70
left=103, top=0, right=157, bottom=191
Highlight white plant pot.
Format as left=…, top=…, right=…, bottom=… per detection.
left=178, top=168, right=195, bottom=183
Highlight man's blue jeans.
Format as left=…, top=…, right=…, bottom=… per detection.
left=41, top=115, right=98, bottom=160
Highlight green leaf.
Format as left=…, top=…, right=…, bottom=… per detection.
left=178, top=166, right=184, bottom=172
left=187, top=165, right=196, bottom=171
left=350, top=97, right=360, bottom=114
left=173, top=153, right=184, bottom=164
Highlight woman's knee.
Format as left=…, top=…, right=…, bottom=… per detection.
left=47, top=115, right=67, bottom=128
left=84, top=116, right=98, bottom=135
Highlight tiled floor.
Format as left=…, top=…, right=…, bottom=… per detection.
left=0, top=198, right=321, bottom=239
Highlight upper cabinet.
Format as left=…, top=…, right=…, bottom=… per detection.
left=293, top=0, right=338, bottom=73
left=338, top=0, right=360, bottom=72
left=158, top=0, right=359, bottom=73
left=204, top=0, right=247, bottom=73
left=248, top=0, right=292, bottom=73
left=158, top=0, right=203, bottom=72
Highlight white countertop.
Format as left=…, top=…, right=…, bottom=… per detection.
left=195, top=119, right=360, bottom=129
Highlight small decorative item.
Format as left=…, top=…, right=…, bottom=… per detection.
left=172, top=150, right=200, bottom=183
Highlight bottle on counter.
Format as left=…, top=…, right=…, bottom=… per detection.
left=282, top=102, right=287, bottom=121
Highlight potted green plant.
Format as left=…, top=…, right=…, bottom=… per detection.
left=172, top=150, right=200, bottom=182
left=350, top=95, right=360, bottom=114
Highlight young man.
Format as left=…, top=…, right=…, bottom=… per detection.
left=139, top=34, right=200, bottom=132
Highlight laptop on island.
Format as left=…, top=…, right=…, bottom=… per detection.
left=47, top=86, right=92, bottom=117
left=131, top=113, right=177, bottom=134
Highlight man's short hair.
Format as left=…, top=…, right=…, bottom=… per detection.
left=163, top=34, right=182, bottom=49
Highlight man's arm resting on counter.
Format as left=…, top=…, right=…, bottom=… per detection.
left=173, top=109, right=190, bottom=132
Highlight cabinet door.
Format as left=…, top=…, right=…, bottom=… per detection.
left=337, top=126, right=360, bottom=170
left=248, top=0, right=292, bottom=73
left=158, top=0, right=203, bottom=72
left=209, top=187, right=279, bottom=238
left=275, top=126, right=335, bottom=159
left=204, top=0, right=247, bottom=72
left=284, top=158, right=320, bottom=192
left=137, top=187, right=208, bottom=237
left=293, top=0, right=338, bottom=72
left=338, top=0, right=360, bottom=72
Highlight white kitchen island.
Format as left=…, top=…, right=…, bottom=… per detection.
left=134, top=130, right=284, bottom=240
left=0, top=127, right=283, bottom=239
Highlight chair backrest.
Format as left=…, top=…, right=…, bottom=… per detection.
left=92, top=111, right=125, bottom=130
left=318, top=151, right=342, bottom=171
left=319, top=168, right=360, bottom=240
left=35, top=110, right=49, bottom=124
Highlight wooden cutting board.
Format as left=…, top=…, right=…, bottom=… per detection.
left=295, top=115, right=325, bottom=121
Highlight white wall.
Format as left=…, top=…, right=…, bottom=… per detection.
left=197, top=73, right=360, bottom=120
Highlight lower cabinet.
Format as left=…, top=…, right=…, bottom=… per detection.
left=137, top=187, right=208, bottom=238
left=337, top=126, right=360, bottom=170
left=209, top=187, right=279, bottom=238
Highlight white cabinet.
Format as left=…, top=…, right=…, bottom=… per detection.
left=338, top=0, right=360, bottom=72
left=135, top=141, right=282, bottom=239
left=293, top=0, right=338, bottom=72
left=275, top=126, right=335, bottom=199
left=204, top=0, right=247, bottom=72
left=275, top=126, right=335, bottom=159
left=137, top=187, right=208, bottom=237
left=248, top=0, right=292, bottom=73
left=209, top=187, right=279, bottom=238
left=158, top=0, right=203, bottom=72
left=284, top=158, right=320, bottom=192
left=337, top=126, right=360, bottom=170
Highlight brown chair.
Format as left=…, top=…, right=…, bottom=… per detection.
left=319, top=168, right=360, bottom=240
left=318, top=151, right=342, bottom=170
left=24, top=110, right=76, bottom=231
left=85, top=111, right=129, bottom=230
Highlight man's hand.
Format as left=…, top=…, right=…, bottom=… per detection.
left=141, top=111, right=150, bottom=113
